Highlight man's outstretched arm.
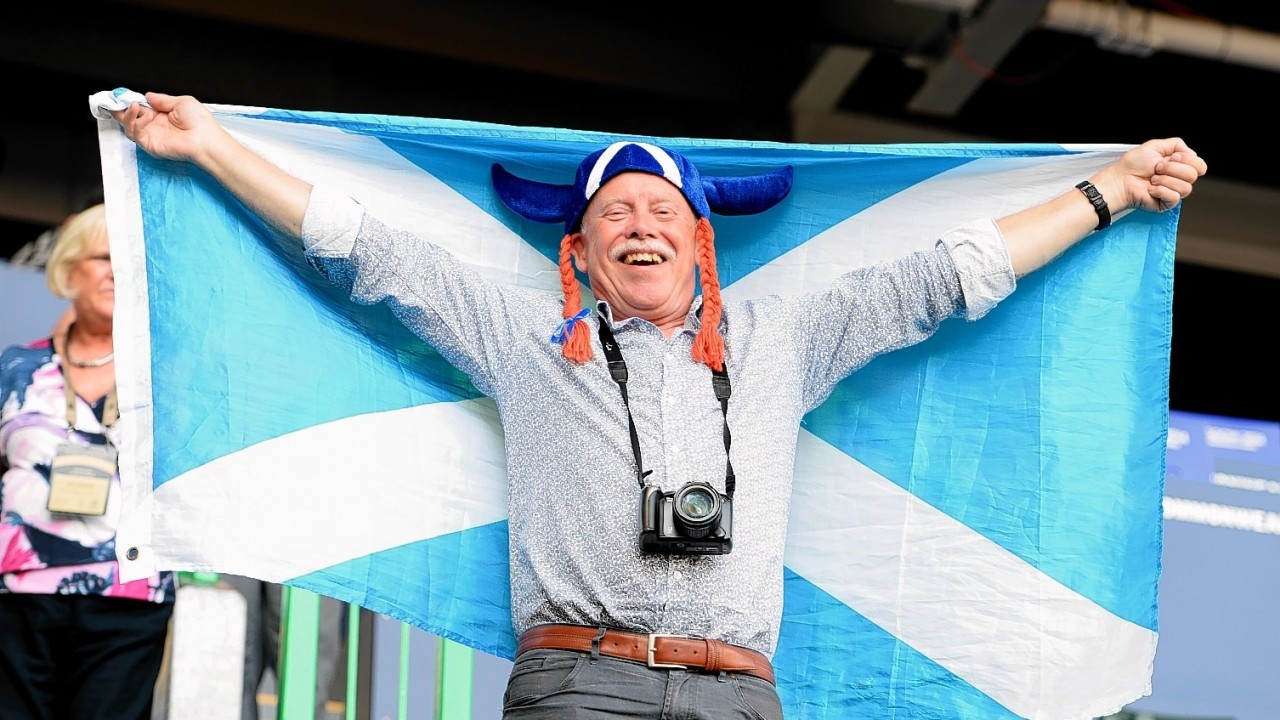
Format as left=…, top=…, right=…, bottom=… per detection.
left=111, top=92, right=313, bottom=239
left=999, top=137, right=1207, bottom=277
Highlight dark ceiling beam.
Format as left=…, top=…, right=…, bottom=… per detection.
left=906, top=0, right=1052, bottom=117
left=789, top=46, right=875, bottom=114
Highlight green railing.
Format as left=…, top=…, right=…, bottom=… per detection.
left=172, top=574, right=480, bottom=720
left=276, top=587, right=477, bottom=720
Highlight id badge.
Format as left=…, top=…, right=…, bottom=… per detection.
left=47, top=442, right=117, bottom=516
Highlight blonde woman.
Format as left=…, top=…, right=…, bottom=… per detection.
left=0, top=204, right=175, bottom=720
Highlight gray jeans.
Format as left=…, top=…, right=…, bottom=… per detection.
left=502, top=649, right=784, bottom=720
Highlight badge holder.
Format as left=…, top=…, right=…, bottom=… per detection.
left=47, top=372, right=118, bottom=517
left=48, top=443, right=116, bottom=516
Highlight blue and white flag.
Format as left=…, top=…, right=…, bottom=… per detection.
left=95, top=97, right=1174, bottom=720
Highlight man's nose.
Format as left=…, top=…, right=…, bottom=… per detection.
left=626, top=211, right=655, bottom=237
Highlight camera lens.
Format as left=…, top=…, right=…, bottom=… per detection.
left=673, top=483, right=722, bottom=538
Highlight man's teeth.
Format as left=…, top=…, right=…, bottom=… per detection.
left=622, top=253, right=665, bottom=265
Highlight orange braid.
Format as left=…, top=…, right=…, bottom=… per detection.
left=557, top=233, right=593, bottom=363
left=691, top=216, right=725, bottom=371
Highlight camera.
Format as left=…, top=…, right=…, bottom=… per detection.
left=639, top=482, right=732, bottom=555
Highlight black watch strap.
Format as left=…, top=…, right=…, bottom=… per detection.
left=1075, top=180, right=1111, bottom=231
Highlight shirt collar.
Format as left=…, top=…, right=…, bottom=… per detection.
left=594, top=298, right=705, bottom=334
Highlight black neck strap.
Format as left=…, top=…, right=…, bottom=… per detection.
left=595, top=315, right=736, bottom=497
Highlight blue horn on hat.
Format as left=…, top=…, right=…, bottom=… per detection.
left=492, top=141, right=793, bottom=234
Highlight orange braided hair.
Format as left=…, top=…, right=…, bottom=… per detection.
left=691, top=216, right=725, bottom=371
left=557, top=233, right=592, bottom=363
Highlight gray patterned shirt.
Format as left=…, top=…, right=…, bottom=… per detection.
left=301, top=185, right=1015, bottom=657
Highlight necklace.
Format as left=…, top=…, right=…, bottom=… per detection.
left=63, top=322, right=114, bottom=368
left=65, top=351, right=115, bottom=368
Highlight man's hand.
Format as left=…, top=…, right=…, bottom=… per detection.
left=110, top=92, right=225, bottom=166
left=1095, top=138, right=1208, bottom=216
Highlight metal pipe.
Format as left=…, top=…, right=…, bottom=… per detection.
left=1043, top=0, right=1280, bottom=72
left=899, top=0, right=1280, bottom=73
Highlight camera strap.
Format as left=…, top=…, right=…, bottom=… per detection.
left=595, top=315, right=736, bottom=497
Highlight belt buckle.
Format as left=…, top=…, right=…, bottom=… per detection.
left=646, top=633, right=690, bottom=669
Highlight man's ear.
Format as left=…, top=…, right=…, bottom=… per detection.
left=569, top=232, right=588, bottom=274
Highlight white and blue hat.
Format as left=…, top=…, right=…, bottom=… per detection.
left=492, top=141, right=794, bottom=233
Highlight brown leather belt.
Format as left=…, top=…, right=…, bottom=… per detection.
left=517, top=624, right=775, bottom=685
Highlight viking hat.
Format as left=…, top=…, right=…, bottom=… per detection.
left=492, top=141, right=793, bottom=370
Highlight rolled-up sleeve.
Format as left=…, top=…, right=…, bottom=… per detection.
left=938, top=217, right=1016, bottom=321
left=300, top=184, right=365, bottom=257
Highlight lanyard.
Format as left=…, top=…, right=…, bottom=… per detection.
left=61, top=364, right=118, bottom=434
left=594, top=315, right=736, bottom=498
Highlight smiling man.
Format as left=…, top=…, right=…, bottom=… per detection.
left=107, top=91, right=1206, bottom=720
left=491, top=140, right=794, bottom=373
left=575, top=171, right=700, bottom=333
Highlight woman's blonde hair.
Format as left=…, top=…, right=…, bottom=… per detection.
left=45, top=204, right=108, bottom=300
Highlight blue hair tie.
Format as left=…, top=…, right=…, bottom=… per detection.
left=550, top=308, right=592, bottom=345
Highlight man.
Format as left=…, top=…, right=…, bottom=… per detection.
left=108, top=91, right=1206, bottom=720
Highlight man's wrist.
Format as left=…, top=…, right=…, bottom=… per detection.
left=1075, top=180, right=1111, bottom=232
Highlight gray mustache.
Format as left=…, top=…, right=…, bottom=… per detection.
left=609, top=240, right=675, bottom=262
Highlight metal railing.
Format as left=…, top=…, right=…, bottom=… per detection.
left=276, top=587, right=479, bottom=720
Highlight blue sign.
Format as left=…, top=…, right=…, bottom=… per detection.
left=1126, top=410, right=1280, bottom=720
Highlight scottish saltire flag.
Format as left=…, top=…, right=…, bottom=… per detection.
left=94, top=96, right=1175, bottom=720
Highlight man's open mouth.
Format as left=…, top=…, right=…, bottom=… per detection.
left=621, top=252, right=666, bottom=265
